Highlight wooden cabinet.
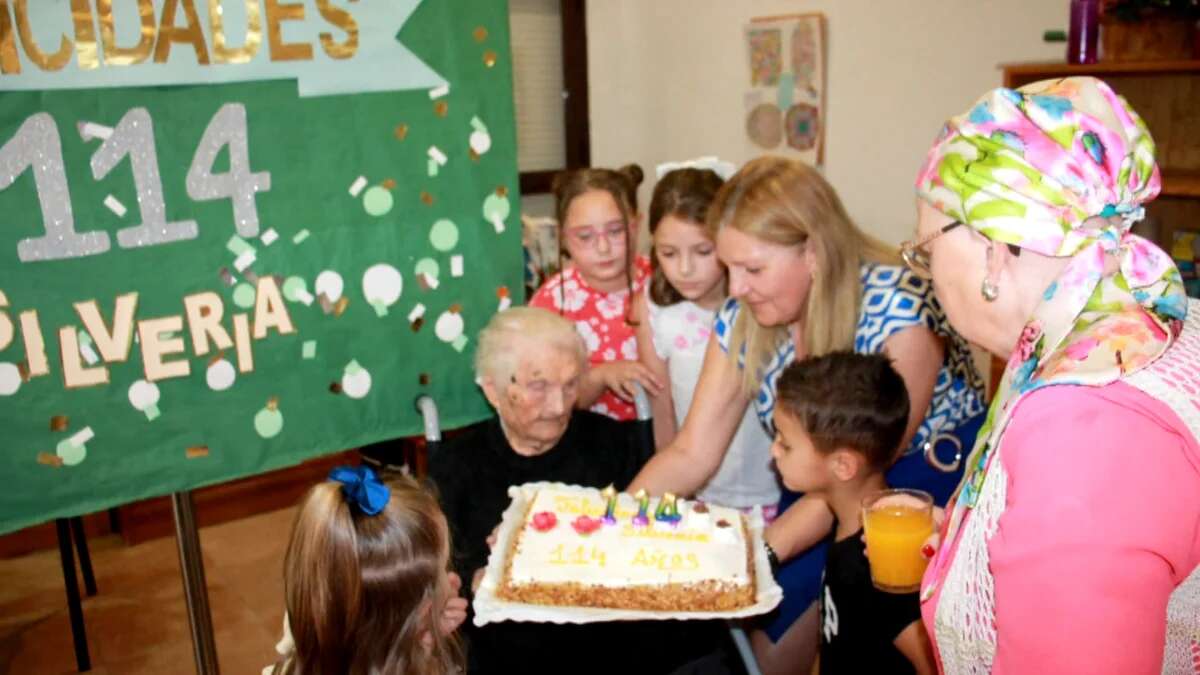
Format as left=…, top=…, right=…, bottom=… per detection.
left=978, top=61, right=1200, bottom=400
left=1002, top=60, right=1200, bottom=253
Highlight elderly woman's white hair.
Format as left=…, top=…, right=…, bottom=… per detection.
left=474, top=306, right=587, bottom=384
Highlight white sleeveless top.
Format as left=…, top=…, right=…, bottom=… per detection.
left=645, top=292, right=779, bottom=509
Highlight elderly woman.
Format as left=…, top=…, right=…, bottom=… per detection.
left=627, top=157, right=987, bottom=675
left=428, top=306, right=721, bottom=675
left=912, top=77, right=1200, bottom=673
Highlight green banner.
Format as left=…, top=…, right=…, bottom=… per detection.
left=0, top=0, right=521, bottom=534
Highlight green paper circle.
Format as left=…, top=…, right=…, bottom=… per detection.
left=282, top=276, right=306, bottom=301
left=482, top=194, right=511, bottom=222
left=429, top=219, right=460, bottom=251
left=232, top=283, right=256, bottom=309
left=415, top=258, right=440, bottom=281
left=363, top=186, right=394, bottom=216
left=56, top=439, right=87, bottom=466
left=254, top=408, right=284, bottom=439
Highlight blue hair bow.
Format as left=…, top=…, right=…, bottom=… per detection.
left=329, top=465, right=390, bottom=516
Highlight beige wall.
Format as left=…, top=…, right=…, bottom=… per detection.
left=586, top=0, right=1067, bottom=245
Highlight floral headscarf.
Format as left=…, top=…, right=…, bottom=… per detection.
left=916, top=77, right=1188, bottom=520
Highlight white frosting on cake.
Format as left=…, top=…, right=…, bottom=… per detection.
left=507, top=486, right=750, bottom=588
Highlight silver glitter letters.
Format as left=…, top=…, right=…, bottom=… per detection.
left=91, top=107, right=198, bottom=249
left=186, top=103, right=270, bottom=238
left=0, top=113, right=111, bottom=262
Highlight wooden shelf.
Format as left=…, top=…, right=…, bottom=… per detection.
left=1001, top=60, right=1200, bottom=80
left=1162, top=169, right=1200, bottom=198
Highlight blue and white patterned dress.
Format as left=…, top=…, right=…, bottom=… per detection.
left=714, top=262, right=986, bottom=457
left=714, top=261, right=987, bottom=642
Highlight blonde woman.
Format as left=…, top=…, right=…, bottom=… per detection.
left=627, top=157, right=985, bottom=675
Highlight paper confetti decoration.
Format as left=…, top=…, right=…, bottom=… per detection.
left=473, top=26, right=488, bottom=42
left=451, top=335, right=469, bottom=352
left=315, top=271, right=344, bottom=303
left=282, top=277, right=315, bottom=306
left=428, top=159, right=438, bottom=177
left=254, top=397, right=284, bottom=439
left=334, top=297, right=350, bottom=316
left=261, top=229, right=279, bottom=246
left=483, top=50, right=497, bottom=67
left=104, top=194, right=127, bottom=217
left=394, top=123, right=409, bottom=141
left=408, top=304, right=427, bottom=322
left=128, top=380, right=161, bottom=420
left=483, top=191, right=511, bottom=233
left=186, top=446, right=210, bottom=459
left=227, top=235, right=255, bottom=257
left=77, top=330, right=100, bottom=366
left=233, top=250, right=257, bottom=272
left=301, top=341, right=317, bottom=359
left=219, top=267, right=237, bottom=287
left=429, top=83, right=450, bottom=99
left=420, top=191, right=434, bottom=206
left=0, top=364, right=21, bottom=396
left=469, top=117, right=492, bottom=155
left=57, top=426, right=95, bottom=466
left=435, top=308, right=465, bottom=343
left=50, top=415, right=69, bottom=431
left=362, top=264, right=403, bottom=316
left=206, top=358, right=236, bottom=391
left=450, top=255, right=464, bottom=278
left=411, top=317, right=425, bottom=332
left=434, top=100, right=449, bottom=117
left=292, top=229, right=311, bottom=244
left=429, top=219, right=459, bottom=251
left=363, top=185, right=394, bottom=216
left=342, top=360, right=373, bottom=399
left=232, top=283, right=256, bottom=309
left=428, top=146, right=448, bottom=166
left=348, top=175, right=368, bottom=197
left=77, top=120, right=113, bottom=141
left=37, top=452, right=64, bottom=467
left=497, top=286, right=513, bottom=312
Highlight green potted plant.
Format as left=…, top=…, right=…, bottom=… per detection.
left=1102, top=0, right=1200, bottom=61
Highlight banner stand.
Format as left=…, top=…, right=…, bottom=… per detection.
left=171, top=491, right=220, bottom=675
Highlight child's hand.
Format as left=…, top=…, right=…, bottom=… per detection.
left=471, top=567, right=486, bottom=593
left=594, top=361, right=664, bottom=401
left=440, top=573, right=468, bottom=634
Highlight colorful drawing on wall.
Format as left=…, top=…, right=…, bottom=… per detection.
left=744, top=13, right=826, bottom=165
left=747, top=28, right=784, bottom=86
left=785, top=103, right=821, bottom=151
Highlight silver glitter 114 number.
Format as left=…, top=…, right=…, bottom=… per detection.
left=0, top=103, right=271, bottom=263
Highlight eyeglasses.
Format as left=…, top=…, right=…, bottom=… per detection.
left=565, top=221, right=628, bottom=250
left=900, top=221, right=962, bottom=279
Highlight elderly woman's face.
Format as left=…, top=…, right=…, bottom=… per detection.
left=717, top=227, right=814, bottom=328
left=915, top=199, right=991, bottom=347
left=488, top=348, right=582, bottom=452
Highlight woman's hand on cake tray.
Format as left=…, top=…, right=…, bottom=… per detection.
left=486, top=523, right=500, bottom=551
left=862, top=505, right=946, bottom=562
left=471, top=567, right=486, bottom=593
left=591, top=360, right=664, bottom=401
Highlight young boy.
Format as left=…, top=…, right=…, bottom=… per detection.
left=769, top=351, right=935, bottom=675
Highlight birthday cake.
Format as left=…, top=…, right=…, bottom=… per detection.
left=496, top=484, right=756, bottom=611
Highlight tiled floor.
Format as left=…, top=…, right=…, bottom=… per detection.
left=0, top=507, right=296, bottom=675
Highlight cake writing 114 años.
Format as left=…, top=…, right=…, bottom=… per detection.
left=495, top=483, right=757, bottom=611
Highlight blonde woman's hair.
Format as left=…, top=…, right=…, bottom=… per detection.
left=274, top=475, right=463, bottom=675
left=711, top=157, right=901, bottom=393
left=475, top=306, right=587, bottom=384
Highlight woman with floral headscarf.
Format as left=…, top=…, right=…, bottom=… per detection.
left=910, top=77, right=1200, bottom=673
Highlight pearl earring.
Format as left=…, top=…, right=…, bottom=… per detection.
left=981, top=278, right=999, bottom=302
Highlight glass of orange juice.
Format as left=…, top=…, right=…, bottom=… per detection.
left=862, top=488, right=934, bottom=593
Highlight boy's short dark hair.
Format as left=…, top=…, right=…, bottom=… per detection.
left=775, top=351, right=910, bottom=471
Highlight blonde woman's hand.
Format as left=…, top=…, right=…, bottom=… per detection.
left=593, top=360, right=664, bottom=402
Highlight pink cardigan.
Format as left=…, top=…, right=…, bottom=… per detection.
left=922, top=381, right=1200, bottom=673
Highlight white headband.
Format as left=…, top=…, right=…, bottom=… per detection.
left=654, top=156, right=737, bottom=181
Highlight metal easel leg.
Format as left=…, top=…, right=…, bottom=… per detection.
left=171, top=491, right=220, bottom=675
left=55, top=518, right=91, bottom=672
left=68, top=516, right=97, bottom=596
